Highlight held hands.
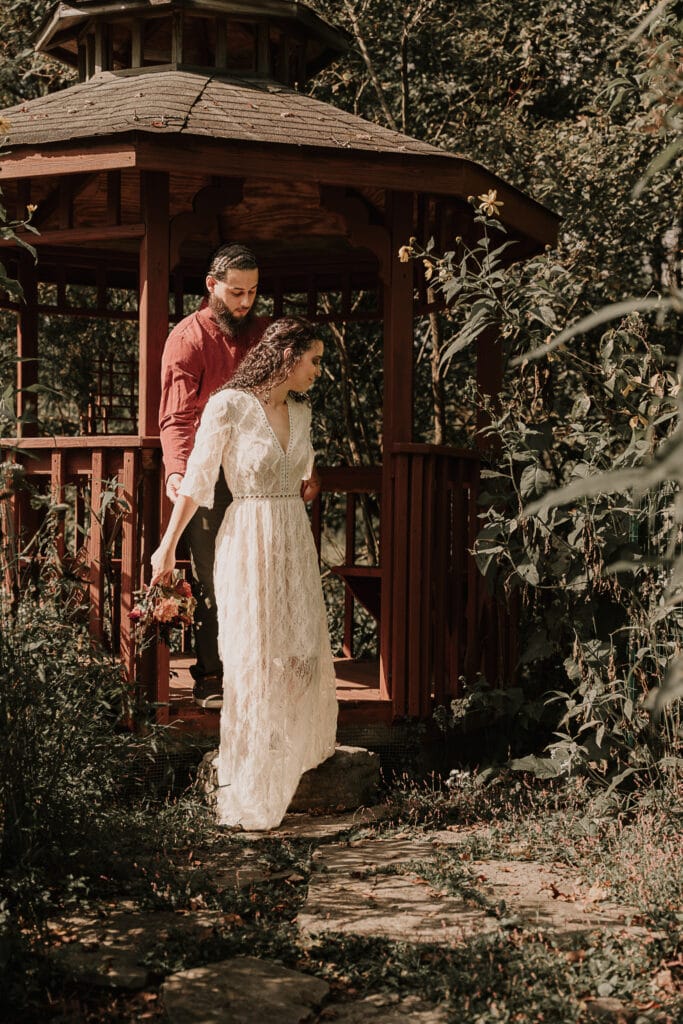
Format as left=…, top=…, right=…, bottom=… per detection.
left=300, top=465, right=321, bottom=503
left=301, top=476, right=321, bottom=502
left=166, top=473, right=184, bottom=503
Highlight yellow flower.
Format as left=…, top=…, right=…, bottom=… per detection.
left=423, top=259, right=433, bottom=281
left=398, top=245, right=411, bottom=263
left=478, top=189, right=504, bottom=217
left=26, top=203, right=37, bottom=215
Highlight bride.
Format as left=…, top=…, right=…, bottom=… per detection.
left=151, top=317, right=338, bottom=829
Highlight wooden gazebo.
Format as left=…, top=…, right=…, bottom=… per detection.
left=0, top=0, right=559, bottom=730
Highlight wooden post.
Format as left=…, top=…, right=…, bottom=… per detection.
left=16, top=250, right=38, bottom=438
left=88, top=450, right=105, bottom=641
left=138, top=172, right=169, bottom=712
left=138, top=170, right=169, bottom=437
left=139, top=447, right=169, bottom=717
left=118, top=450, right=137, bottom=683
left=50, top=452, right=66, bottom=560
left=379, top=190, right=414, bottom=708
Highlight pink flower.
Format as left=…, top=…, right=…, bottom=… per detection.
left=129, top=607, right=142, bottom=622
left=153, top=597, right=180, bottom=624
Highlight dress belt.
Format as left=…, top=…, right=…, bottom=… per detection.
left=231, top=492, right=300, bottom=501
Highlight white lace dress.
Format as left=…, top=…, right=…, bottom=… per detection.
left=179, top=389, right=338, bottom=830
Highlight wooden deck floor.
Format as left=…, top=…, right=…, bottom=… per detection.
left=166, top=654, right=392, bottom=732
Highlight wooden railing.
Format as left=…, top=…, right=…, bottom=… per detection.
left=311, top=449, right=517, bottom=719
left=0, top=436, right=166, bottom=699
left=2, top=437, right=516, bottom=723
left=386, top=444, right=517, bottom=718
left=310, top=464, right=382, bottom=660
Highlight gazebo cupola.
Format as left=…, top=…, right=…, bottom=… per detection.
left=35, top=0, right=349, bottom=88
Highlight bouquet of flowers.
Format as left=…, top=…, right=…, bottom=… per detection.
left=130, top=570, right=196, bottom=644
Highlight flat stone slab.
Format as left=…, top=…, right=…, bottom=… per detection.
left=431, top=834, right=646, bottom=937
left=462, top=859, right=642, bottom=935
left=46, top=903, right=221, bottom=990
left=299, top=835, right=648, bottom=947
left=299, top=837, right=495, bottom=944
left=161, top=956, right=329, bottom=1024
left=321, top=993, right=449, bottom=1023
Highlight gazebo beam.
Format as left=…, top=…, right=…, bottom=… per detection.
left=0, top=139, right=559, bottom=250
left=0, top=224, right=146, bottom=248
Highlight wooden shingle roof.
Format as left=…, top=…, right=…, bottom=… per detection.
left=1, top=70, right=455, bottom=159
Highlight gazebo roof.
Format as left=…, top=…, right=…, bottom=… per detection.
left=0, top=69, right=560, bottom=249
left=1, top=70, right=453, bottom=158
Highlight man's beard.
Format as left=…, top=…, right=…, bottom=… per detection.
left=208, top=293, right=255, bottom=337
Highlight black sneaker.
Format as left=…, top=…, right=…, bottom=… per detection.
left=193, top=674, right=223, bottom=709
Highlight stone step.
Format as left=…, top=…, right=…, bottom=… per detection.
left=196, top=744, right=381, bottom=816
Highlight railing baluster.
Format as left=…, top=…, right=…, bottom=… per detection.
left=118, top=450, right=137, bottom=683
left=342, top=492, right=356, bottom=657
left=88, top=450, right=105, bottom=641
left=50, top=451, right=66, bottom=560
left=419, top=454, right=435, bottom=718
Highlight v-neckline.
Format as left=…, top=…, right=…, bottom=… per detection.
left=251, top=392, right=291, bottom=456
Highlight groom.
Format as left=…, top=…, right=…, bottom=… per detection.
left=159, top=244, right=267, bottom=708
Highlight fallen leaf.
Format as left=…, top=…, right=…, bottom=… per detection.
left=653, top=968, right=675, bottom=994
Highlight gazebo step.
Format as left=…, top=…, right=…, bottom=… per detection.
left=166, top=654, right=392, bottom=734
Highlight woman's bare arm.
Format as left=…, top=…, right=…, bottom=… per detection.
left=150, top=493, right=199, bottom=583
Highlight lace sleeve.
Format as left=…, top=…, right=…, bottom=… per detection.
left=178, top=392, right=232, bottom=508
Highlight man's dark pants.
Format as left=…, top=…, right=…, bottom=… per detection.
left=183, top=469, right=231, bottom=681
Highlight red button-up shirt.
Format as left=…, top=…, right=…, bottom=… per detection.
left=159, top=305, right=268, bottom=481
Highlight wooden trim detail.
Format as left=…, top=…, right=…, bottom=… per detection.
left=320, top=185, right=390, bottom=281
left=169, top=179, right=243, bottom=270
left=0, top=224, right=146, bottom=248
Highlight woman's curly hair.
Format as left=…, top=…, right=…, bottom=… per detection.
left=221, top=317, right=318, bottom=403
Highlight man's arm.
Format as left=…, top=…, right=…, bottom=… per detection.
left=159, top=330, right=202, bottom=499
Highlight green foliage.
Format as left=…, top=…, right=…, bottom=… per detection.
left=310, top=0, right=681, bottom=324
left=402, top=181, right=681, bottom=781
left=433, top=674, right=557, bottom=765
left=0, top=1, right=74, bottom=109
left=0, top=554, right=129, bottom=874
left=371, top=0, right=682, bottom=786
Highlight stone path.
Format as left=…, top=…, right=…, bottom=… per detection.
left=43, top=748, right=651, bottom=1022
left=161, top=957, right=329, bottom=1024
left=45, top=816, right=649, bottom=1022
left=300, top=836, right=496, bottom=944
